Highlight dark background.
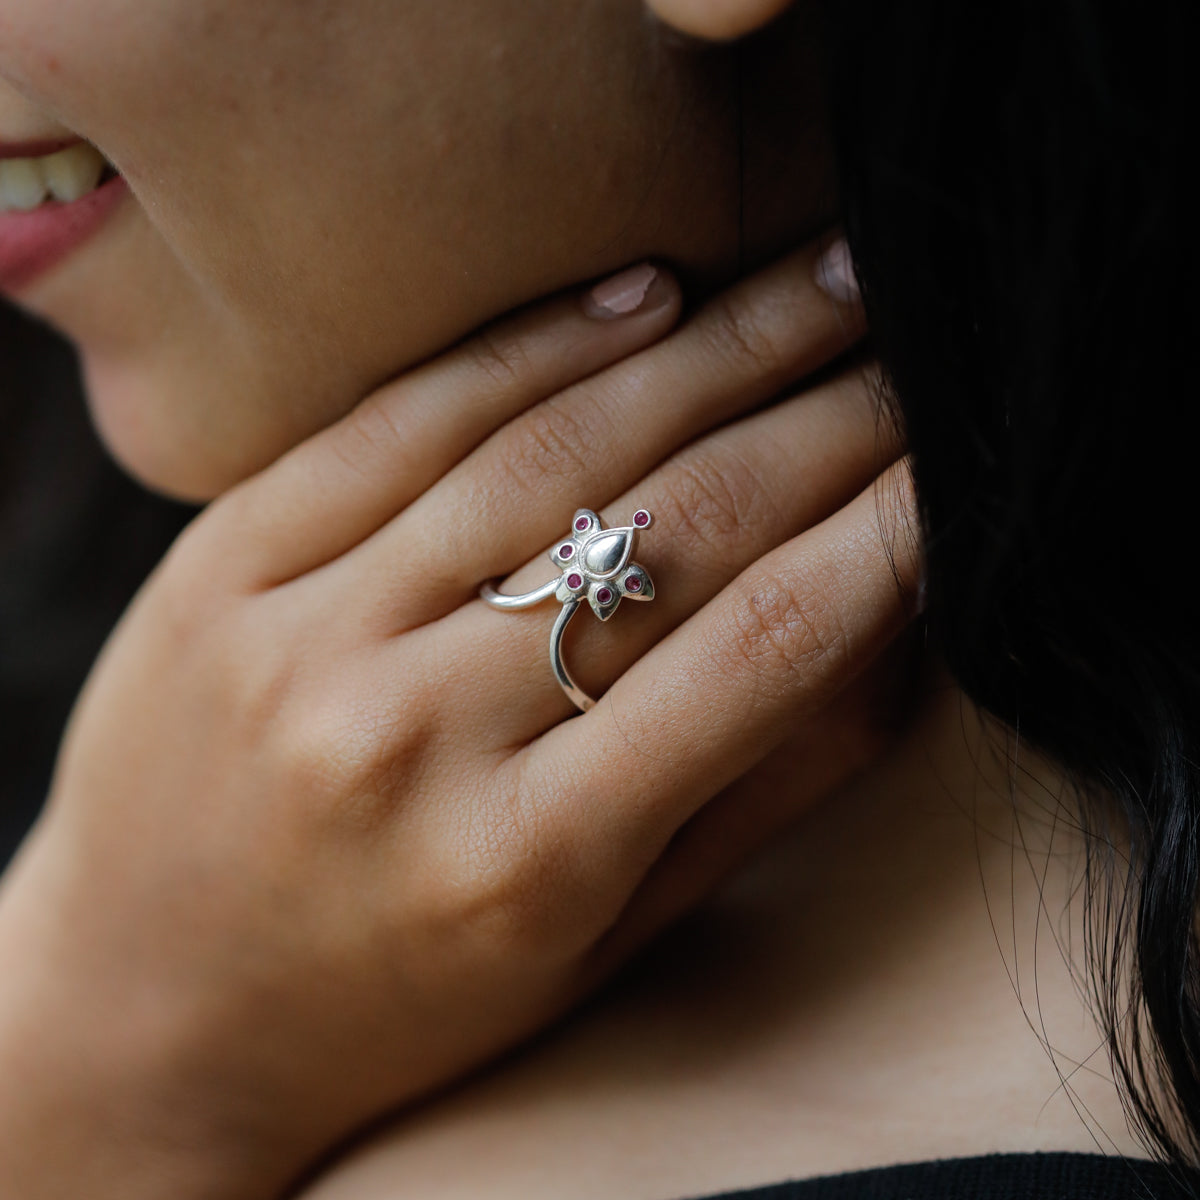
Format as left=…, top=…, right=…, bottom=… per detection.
left=0, top=299, right=193, bottom=866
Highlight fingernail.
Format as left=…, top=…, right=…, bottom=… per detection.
left=815, top=238, right=861, bottom=305
left=583, top=263, right=661, bottom=320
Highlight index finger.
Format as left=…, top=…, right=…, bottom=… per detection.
left=200, top=264, right=681, bottom=586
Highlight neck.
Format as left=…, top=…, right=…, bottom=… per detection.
left=629, top=661, right=1144, bottom=1166
left=651, top=3, right=839, bottom=301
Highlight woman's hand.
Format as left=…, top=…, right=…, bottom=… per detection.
left=0, top=239, right=917, bottom=1199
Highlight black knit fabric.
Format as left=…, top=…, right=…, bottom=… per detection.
left=685, top=1153, right=1199, bottom=1200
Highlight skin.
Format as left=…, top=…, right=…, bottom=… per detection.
left=0, top=0, right=827, bottom=498
left=647, top=0, right=796, bottom=39
left=0, top=0, right=1148, bottom=1196
left=1, top=3, right=903, bottom=1194
left=1, top=235, right=923, bottom=1196
left=298, top=686, right=1146, bottom=1200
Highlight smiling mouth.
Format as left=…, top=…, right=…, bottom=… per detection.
left=0, top=136, right=129, bottom=294
left=0, top=142, right=117, bottom=212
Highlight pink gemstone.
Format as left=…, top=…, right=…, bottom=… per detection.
left=567, top=573, right=583, bottom=589
left=575, top=516, right=590, bottom=532
left=633, top=510, right=650, bottom=528
left=625, top=575, right=642, bottom=592
left=558, top=544, right=573, bottom=559
left=596, top=587, right=614, bottom=605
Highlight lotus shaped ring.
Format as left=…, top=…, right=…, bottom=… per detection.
left=480, top=507, right=656, bottom=712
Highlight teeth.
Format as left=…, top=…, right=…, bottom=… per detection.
left=0, top=143, right=110, bottom=214
left=42, top=144, right=106, bottom=203
left=0, top=158, right=46, bottom=212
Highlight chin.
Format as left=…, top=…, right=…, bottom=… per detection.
left=80, top=357, right=248, bottom=503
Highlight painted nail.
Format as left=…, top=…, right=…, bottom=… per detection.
left=583, top=263, right=660, bottom=320
left=814, top=238, right=861, bottom=305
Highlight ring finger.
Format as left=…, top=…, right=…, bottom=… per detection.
left=431, top=360, right=899, bottom=744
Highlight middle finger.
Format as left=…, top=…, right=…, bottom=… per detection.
left=338, top=240, right=864, bottom=633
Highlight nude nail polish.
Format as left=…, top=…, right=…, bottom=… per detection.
left=583, top=263, right=660, bottom=320
left=815, top=238, right=861, bottom=305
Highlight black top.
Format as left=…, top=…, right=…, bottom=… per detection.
left=685, top=1153, right=1199, bottom=1200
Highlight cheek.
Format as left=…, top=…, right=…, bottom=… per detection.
left=2, top=0, right=733, bottom=502
left=0, top=1, right=324, bottom=239
left=3, top=1, right=454, bottom=302
left=0, top=0, right=248, bottom=284
left=0, top=1, right=188, bottom=141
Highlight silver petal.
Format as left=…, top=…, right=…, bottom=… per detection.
left=556, top=571, right=587, bottom=603
left=548, top=537, right=579, bottom=567
left=580, top=528, right=633, bottom=579
left=588, top=580, right=622, bottom=621
left=619, top=563, right=654, bottom=602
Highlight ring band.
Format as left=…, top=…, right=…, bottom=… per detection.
left=480, top=507, right=656, bottom=712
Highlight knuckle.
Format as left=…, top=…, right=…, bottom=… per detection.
left=725, top=568, right=851, bottom=700
left=656, top=447, right=775, bottom=562
left=342, top=717, right=436, bottom=827
left=266, top=681, right=434, bottom=833
left=328, top=392, right=409, bottom=479
left=268, top=710, right=350, bottom=805
left=153, top=516, right=236, bottom=607
left=138, top=546, right=252, bottom=680
left=224, top=629, right=300, bottom=740
left=145, top=559, right=210, bottom=648
left=496, top=400, right=597, bottom=495
left=434, top=776, right=590, bottom=958
left=468, top=325, right=533, bottom=391
left=705, top=289, right=791, bottom=379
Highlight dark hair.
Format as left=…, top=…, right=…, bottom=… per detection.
left=822, top=0, right=1198, bottom=1180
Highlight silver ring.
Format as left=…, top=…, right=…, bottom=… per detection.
left=480, top=508, right=656, bottom=712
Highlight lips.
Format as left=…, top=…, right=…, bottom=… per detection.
left=0, top=139, right=128, bottom=294
left=0, top=137, right=80, bottom=160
